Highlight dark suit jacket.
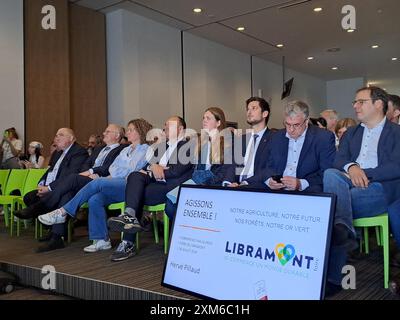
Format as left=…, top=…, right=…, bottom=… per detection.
left=334, top=120, right=400, bottom=204
left=80, top=144, right=127, bottom=176
left=261, top=126, right=336, bottom=192
left=236, top=128, right=274, bottom=184
left=195, top=138, right=236, bottom=184
left=40, top=142, right=88, bottom=190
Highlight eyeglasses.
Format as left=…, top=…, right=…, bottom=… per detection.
left=352, top=99, right=373, bottom=106
left=283, top=119, right=307, bottom=130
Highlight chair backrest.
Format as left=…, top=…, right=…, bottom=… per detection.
left=0, top=169, right=10, bottom=194
left=22, top=169, right=48, bottom=196
left=3, top=169, right=29, bottom=196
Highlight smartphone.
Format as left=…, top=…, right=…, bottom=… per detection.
left=271, top=175, right=283, bottom=183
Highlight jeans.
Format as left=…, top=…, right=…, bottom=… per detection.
left=323, top=168, right=388, bottom=285
left=63, top=178, right=126, bottom=240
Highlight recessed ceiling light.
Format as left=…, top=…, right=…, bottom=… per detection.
left=307, top=56, right=314, bottom=60
left=371, top=45, right=379, bottom=49
left=193, top=8, right=202, bottom=13
left=237, top=26, right=245, bottom=31
left=392, top=57, right=398, bottom=61
left=347, top=29, right=355, bottom=33
left=276, top=44, right=284, bottom=48
left=313, top=7, right=322, bottom=12
left=331, top=67, right=338, bottom=70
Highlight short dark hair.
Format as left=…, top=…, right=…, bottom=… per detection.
left=176, top=116, right=187, bottom=129
left=356, top=86, right=389, bottom=114
left=246, top=97, right=271, bottom=125
left=389, top=94, right=400, bottom=110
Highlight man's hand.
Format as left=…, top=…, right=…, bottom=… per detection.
left=348, top=165, right=369, bottom=188
left=268, top=178, right=285, bottom=190
left=281, top=176, right=301, bottom=191
left=150, top=164, right=169, bottom=180
left=89, top=174, right=99, bottom=180
left=79, top=171, right=91, bottom=177
left=37, top=186, right=49, bottom=197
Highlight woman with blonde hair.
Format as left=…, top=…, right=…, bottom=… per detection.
left=165, top=107, right=235, bottom=219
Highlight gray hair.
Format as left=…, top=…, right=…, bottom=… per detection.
left=320, top=109, right=339, bottom=120
left=285, top=100, right=309, bottom=119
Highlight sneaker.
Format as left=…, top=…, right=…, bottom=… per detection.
left=107, top=214, right=142, bottom=234
left=110, top=241, right=136, bottom=262
left=83, top=239, right=112, bottom=253
left=38, top=208, right=67, bottom=226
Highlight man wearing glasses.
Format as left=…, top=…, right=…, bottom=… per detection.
left=323, top=86, right=400, bottom=296
left=258, top=100, right=335, bottom=192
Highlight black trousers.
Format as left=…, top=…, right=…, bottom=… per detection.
left=125, top=171, right=171, bottom=221
left=24, top=174, right=93, bottom=237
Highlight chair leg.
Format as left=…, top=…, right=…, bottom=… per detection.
left=35, top=219, right=38, bottom=239
left=136, top=232, right=140, bottom=252
left=3, top=205, right=9, bottom=228
left=68, top=220, right=72, bottom=244
left=152, top=212, right=159, bottom=244
left=382, top=222, right=389, bottom=289
left=17, top=217, right=21, bottom=237
left=364, top=227, right=369, bottom=254
left=375, top=226, right=381, bottom=246
left=163, top=212, right=169, bottom=255
left=10, top=210, right=14, bottom=236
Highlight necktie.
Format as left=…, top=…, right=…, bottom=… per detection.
left=240, top=134, right=259, bottom=182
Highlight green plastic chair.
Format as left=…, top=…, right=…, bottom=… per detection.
left=0, top=169, right=10, bottom=195
left=11, top=169, right=47, bottom=236
left=0, top=169, right=29, bottom=230
left=353, top=213, right=389, bottom=288
left=143, top=203, right=170, bottom=254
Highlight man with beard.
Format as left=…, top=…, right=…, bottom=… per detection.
left=227, top=97, right=274, bottom=187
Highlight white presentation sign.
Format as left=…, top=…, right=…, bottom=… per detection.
left=162, top=186, right=334, bottom=300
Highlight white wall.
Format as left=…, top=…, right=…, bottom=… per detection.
left=106, top=8, right=327, bottom=132
left=106, top=9, right=182, bottom=129
left=327, top=77, right=365, bottom=119
left=184, top=32, right=251, bottom=130
left=0, top=0, right=24, bottom=139
left=252, top=58, right=327, bottom=129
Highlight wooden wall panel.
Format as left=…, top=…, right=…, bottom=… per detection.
left=69, top=4, right=107, bottom=145
left=24, top=0, right=70, bottom=155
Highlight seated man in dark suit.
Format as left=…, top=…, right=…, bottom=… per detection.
left=15, top=125, right=126, bottom=251
left=259, top=100, right=336, bottom=192
left=227, top=97, right=274, bottom=187
left=323, top=86, right=400, bottom=296
left=16, top=124, right=125, bottom=219
left=107, top=116, right=194, bottom=261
